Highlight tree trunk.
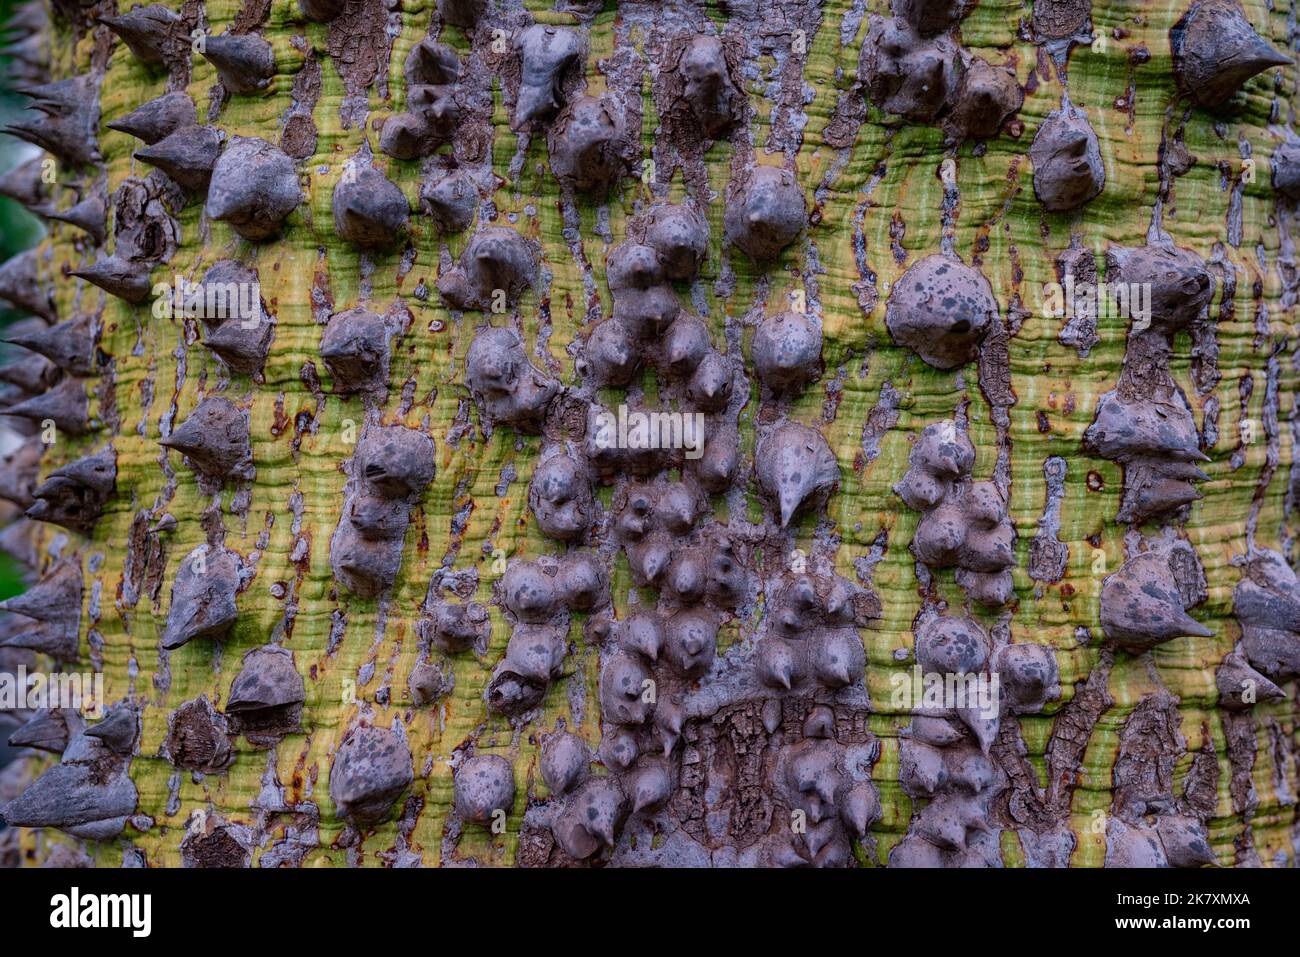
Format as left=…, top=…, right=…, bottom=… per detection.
left=0, top=0, right=1297, bottom=868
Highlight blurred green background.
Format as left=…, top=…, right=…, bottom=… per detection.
left=0, top=0, right=44, bottom=601
left=0, top=0, right=39, bottom=782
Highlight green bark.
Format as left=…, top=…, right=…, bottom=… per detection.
left=2, top=0, right=1297, bottom=867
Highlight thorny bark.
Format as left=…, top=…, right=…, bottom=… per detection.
left=0, top=0, right=1298, bottom=867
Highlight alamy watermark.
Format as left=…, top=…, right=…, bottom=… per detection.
left=890, top=666, right=1001, bottom=720
left=0, top=666, right=104, bottom=717
left=1040, top=274, right=1152, bottom=330
left=49, top=887, right=151, bottom=937
left=592, top=404, right=706, bottom=459
left=151, top=275, right=262, bottom=327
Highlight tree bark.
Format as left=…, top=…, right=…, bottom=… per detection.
left=0, top=0, right=1297, bottom=868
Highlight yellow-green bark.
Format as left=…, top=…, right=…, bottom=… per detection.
left=4, top=0, right=1298, bottom=866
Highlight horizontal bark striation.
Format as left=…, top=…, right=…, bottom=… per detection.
left=3, top=0, right=1298, bottom=867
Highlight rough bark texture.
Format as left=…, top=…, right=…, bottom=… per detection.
left=1, top=0, right=1298, bottom=867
